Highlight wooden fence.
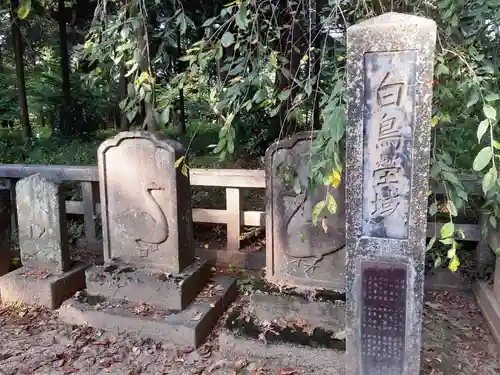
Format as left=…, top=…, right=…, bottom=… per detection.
left=0, top=164, right=484, bottom=264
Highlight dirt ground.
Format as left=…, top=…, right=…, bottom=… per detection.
left=1, top=288, right=499, bottom=375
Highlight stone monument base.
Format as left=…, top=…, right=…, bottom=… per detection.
left=59, top=275, right=237, bottom=348
left=85, top=260, right=209, bottom=311
left=0, top=262, right=88, bottom=309
left=219, top=284, right=346, bottom=374
left=473, top=281, right=500, bottom=345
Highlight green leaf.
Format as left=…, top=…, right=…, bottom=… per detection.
left=440, top=237, right=454, bottom=245
left=426, top=236, right=436, bottom=252
left=448, top=255, right=460, bottom=272
left=447, top=247, right=456, bottom=259
left=436, top=64, right=449, bottom=77
left=174, top=156, right=185, bottom=168
left=429, top=201, right=438, bottom=216
left=17, top=0, right=31, bottom=19
left=493, top=140, right=500, bottom=150
left=179, top=14, right=187, bottom=34
left=467, top=90, right=479, bottom=108
left=326, top=193, right=337, bottom=214
left=482, top=166, right=497, bottom=194
left=434, top=255, right=442, bottom=268
left=304, top=79, right=313, bottom=96
left=253, top=89, right=267, bottom=104
left=235, top=4, right=248, bottom=30
left=278, top=90, right=290, bottom=101
left=485, top=93, right=500, bottom=102
left=440, top=222, right=454, bottom=239
left=312, top=201, right=326, bottom=225
left=484, top=104, right=497, bottom=120
left=446, top=201, right=458, bottom=217
left=202, top=17, right=217, bottom=27
left=473, top=147, right=493, bottom=171
left=221, top=32, right=235, bottom=48
left=181, top=163, right=188, bottom=177
left=490, top=215, right=497, bottom=229
left=477, top=119, right=490, bottom=143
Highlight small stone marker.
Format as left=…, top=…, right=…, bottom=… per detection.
left=59, top=132, right=237, bottom=349
left=16, top=174, right=70, bottom=272
left=98, top=131, right=193, bottom=274
left=0, top=174, right=87, bottom=309
left=0, top=188, right=11, bottom=276
left=265, top=132, right=346, bottom=290
left=345, top=13, right=436, bottom=375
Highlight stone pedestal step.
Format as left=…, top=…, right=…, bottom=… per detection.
left=85, top=259, right=209, bottom=311
left=58, top=275, right=237, bottom=348
left=220, top=291, right=346, bottom=373
left=0, top=262, right=88, bottom=309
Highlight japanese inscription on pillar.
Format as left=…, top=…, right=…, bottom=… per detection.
left=362, top=51, right=416, bottom=239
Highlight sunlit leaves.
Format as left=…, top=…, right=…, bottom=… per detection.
left=483, top=104, right=497, bottom=120
left=482, top=166, right=497, bottom=194
left=221, top=32, right=235, bottom=48
left=477, top=119, right=489, bottom=142
left=312, top=201, right=325, bottom=225
left=473, top=147, right=493, bottom=171
left=17, top=0, right=31, bottom=19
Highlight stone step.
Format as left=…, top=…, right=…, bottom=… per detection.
left=59, top=275, right=237, bottom=348
left=247, top=292, right=345, bottom=333
left=85, top=259, right=209, bottom=311
left=220, top=291, right=346, bottom=374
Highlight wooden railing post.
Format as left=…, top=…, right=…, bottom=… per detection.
left=81, top=181, right=98, bottom=244
left=8, top=179, right=18, bottom=238
left=226, top=188, right=242, bottom=250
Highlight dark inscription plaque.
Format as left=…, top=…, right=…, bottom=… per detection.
left=360, top=260, right=407, bottom=374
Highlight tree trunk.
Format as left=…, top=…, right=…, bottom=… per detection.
left=131, top=1, right=156, bottom=132
left=176, top=30, right=186, bottom=134
left=273, top=0, right=305, bottom=138
left=118, top=63, right=129, bottom=131
left=312, top=0, right=322, bottom=130
left=58, top=0, right=71, bottom=106
left=10, top=6, right=31, bottom=140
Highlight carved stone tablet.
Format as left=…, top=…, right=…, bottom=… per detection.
left=360, top=260, right=406, bottom=374
left=265, top=132, right=346, bottom=290
left=362, top=51, right=416, bottom=240
left=16, top=174, right=70, bottom=272
left=346, top=13, right=436, bottom=375
left=98, top=132, right=194, bottom=274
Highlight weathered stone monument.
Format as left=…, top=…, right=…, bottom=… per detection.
left=345, top=13, right=436, bottom=375
left=59, top=132, right=236, bottom=347
left=0, top=188, right=11, bottom=276
left=220, top=132, right=347, bottom=373
left=0, top=174, right=87, bottom=308
left=265, top=131, right=346, bottom=290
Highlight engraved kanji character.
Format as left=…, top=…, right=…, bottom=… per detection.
left=377, top=72, right=405, bottom=108
left=372, top=188, right=401, bottom=217
left=373, top=167, right=401, bottom=186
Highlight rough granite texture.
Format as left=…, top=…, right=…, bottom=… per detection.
left=98, top=131, right=194, bottom=274
left=220, top=331, right=346, bottom=375
left=0, top=262, right=88, bottom=309
left=85, top=259, right=210, bottom=311
left=265, top=131, right=346, bottom=291
left=16, top=174, right=70, bottom=272
left=0, top=188, right=11, bottom=276
left=345, top=13, right=436, bottom=375
left=59, top=275, right=237, bottom=348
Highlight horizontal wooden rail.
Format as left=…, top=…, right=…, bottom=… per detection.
left=0, top=164, right=266, bottom=187
left=0, top=163, right=484, bottom=254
